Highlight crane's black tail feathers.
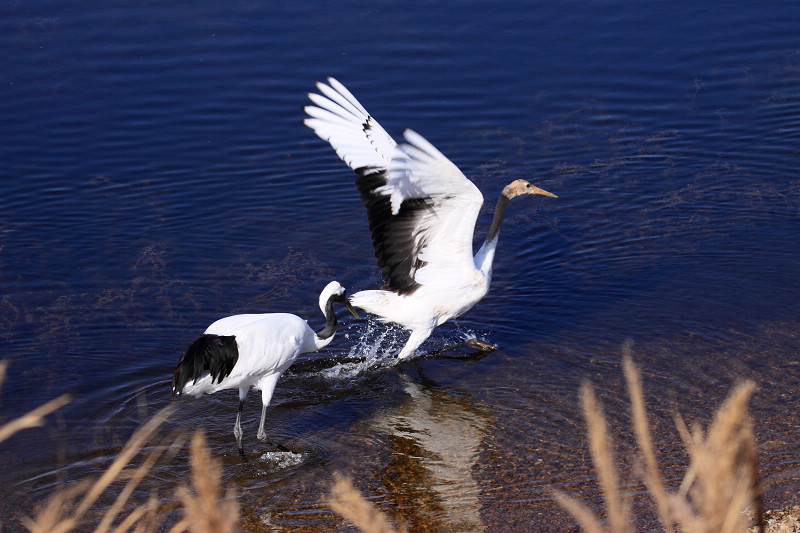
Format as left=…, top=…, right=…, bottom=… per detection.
left=172, top=334, right=239, bottom=397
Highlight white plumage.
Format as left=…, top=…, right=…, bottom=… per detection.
left=305, top=78, right=556, bottom=360
left=172, top=280, right=358, bottom=457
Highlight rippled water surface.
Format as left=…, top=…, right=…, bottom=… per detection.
left=2, top=1, right=799, bottom=531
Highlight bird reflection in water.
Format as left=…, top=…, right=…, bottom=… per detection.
left=368, top=367, right=491, bottom=532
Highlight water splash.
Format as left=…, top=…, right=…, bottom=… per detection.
left=320, top=317, right=403, bottom=381
left=257, top=449, right=306, bottom=473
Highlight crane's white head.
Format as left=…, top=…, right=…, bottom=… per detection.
left=319, top=281, right=359, bottom=318
left=503, top=179, right=557, bottom=200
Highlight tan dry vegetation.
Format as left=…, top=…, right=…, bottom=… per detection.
left=1, top=360, right=239, bottom=533
left=552, top=351, right=764, bottom=533
left=328, top=473, right=407, bottom=533
left=326, top=351, right=774, bottom=533
left=4, top=352, right=797, bottom=533
left=18, top=422, right=240, bottom=533
left=174, top=431, right=239, bottom=533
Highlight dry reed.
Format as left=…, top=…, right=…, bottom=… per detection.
left=0, top=359, right=71, bottom=446
left=0, top=348, right=776, bottom=533
left=174, top=431, right=239, bottom=533
left=622, top=352, right=673, bottom=532
left=1, top=359, right=239, bottom=533
left=328, top=473, right=406, bottom=533
left=554, top=351, right=764, bottom=533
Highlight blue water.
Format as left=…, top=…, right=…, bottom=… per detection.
left=2, top=1, right=799, bottom=530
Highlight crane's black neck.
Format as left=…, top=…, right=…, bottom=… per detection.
left=485, top=192, right=511, bottom=244
left=315, top=295, right=340, bottom=340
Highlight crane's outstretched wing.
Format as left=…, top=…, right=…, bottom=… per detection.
left=304, top=78, right=484, bottom=295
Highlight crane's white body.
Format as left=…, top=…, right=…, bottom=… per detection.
left=306, top=79, right=512, bottom=359
left=350, top=239, right=498, bottom=358
left=180, top=312, right=327, bottom=407
left=173, top=281, right=355, bottom=456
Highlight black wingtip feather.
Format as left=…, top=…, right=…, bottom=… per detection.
left=172, top=334, right=239, bottom=397
left=355, top=166, right=431, bottom=295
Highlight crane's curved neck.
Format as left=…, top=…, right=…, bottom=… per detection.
left=486, top=192, right=511, bottom=244
left=475, top=193, right=511, bottom=277
left=312, top=297, right=338, bottom=349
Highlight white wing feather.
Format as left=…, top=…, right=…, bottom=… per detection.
left=304, top=78, right=397, bottom=170
left=305, top=78, right=485, bottom=288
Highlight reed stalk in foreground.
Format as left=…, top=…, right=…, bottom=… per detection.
left=1, top=360, right=238, bottom=533
left=328, top=473, right=406, bottom=533
left=174, top=431, right=239, bottom=533
left=327, top=351, right=766, bottom=533
left=20, top=419, right=240, bottom=533
left=553, top=351, right=764, bottom=533
left=0, top=360, right=72, bottom=446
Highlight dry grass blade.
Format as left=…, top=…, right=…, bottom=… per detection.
left=671, top=411, right=697, bottom=500
left=558, top=353, right=765, bottom=533
left=0, top=359, right=7, bottom=391
left=681, top=380, right=762, bottom=533
left=166, top=518, right=191, bottom=533
left=72, top=404, right=176, bottom=521
left=744, top=425, right=765, bottom=533
left=622, top=353, right=673, bottom=532
left=21, top=483, right=86, bottom=533
left=94, top=432, right=187, bottom=533
left=580, top=382, right=630, bottom=533
left=552, top=490, right=605, bottom=533
left=108, top=504, right=149, bottom=533
left=177, top=430, right=239, bottom=533
left=0, top=393, right=72, bottom=444
left=328, top=473, right=403, bottom=533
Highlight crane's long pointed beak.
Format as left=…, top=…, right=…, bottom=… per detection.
left=533, top=186, right=557, bottom=198
left=344, top=299, right=360, bottom=319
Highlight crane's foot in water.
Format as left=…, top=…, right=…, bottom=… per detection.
left=428, top=338, right=498, bottom=360
left=267, top=440, right=292, bottom=453
left=257, top=434, right=292, bottom=453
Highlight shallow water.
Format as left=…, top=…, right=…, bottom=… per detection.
left=1, top=1, right=799, bottom=530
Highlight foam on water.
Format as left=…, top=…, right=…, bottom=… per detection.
left=257, top=450, right=306, bottom=473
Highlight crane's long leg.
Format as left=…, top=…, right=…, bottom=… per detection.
left=255, top=373, right=289, bottom=451
left=397, top=328, right=434, bottom=360
left=257, top=403, right=269, bottom=441
left=235, top=387, right=248, bottom=461
left=429, top=338, right=498, bottom=360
